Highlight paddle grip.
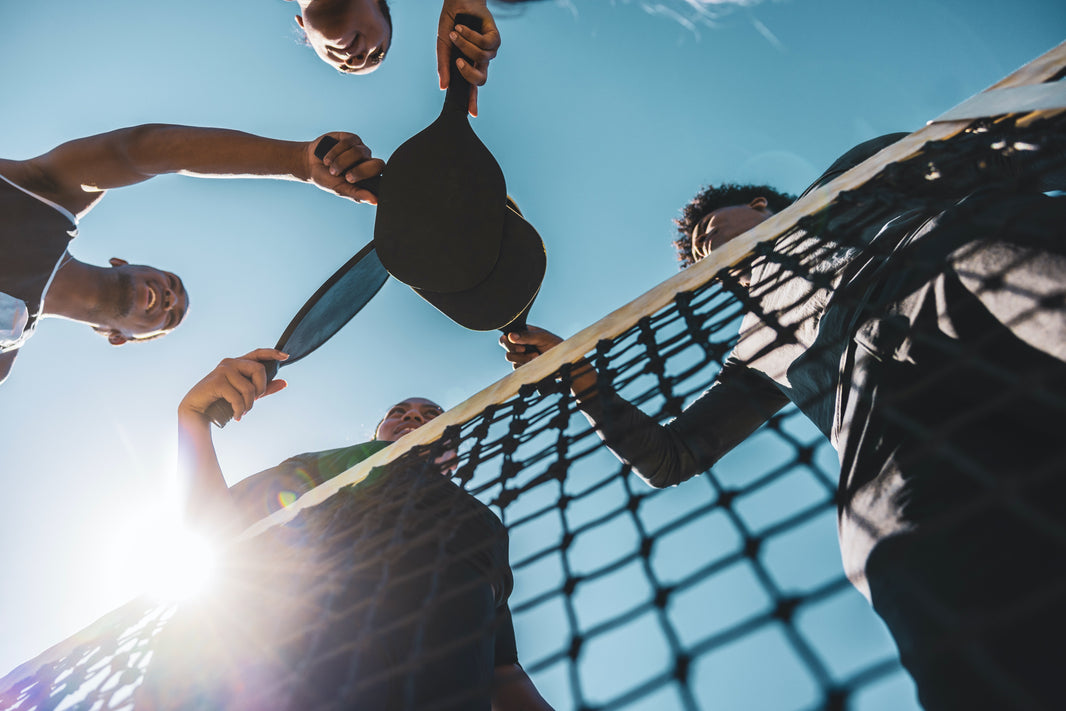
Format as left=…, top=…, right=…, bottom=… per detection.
left=444, top=14, right=483, bottom=114
left=313, top=136, right=382, bottom=197
left=501, top=314, right=540, bottom=356
left=206, top=359, right=281, bottom=429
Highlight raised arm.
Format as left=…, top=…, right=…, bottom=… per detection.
left=176, top=348, right=289, bottom=537
left=0, top=125, right=384, bottom=218
left=502, top=326, right=789, bottom=488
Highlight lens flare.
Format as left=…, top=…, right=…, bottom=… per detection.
left=120, top=524, right=218, bottom=603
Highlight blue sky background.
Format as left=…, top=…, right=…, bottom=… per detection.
left=1, top=0, right=1062, bottom=706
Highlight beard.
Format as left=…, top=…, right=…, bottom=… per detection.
left=89, top=271, right=134, bottom=324
left=112, top=272, right=134, bottom=319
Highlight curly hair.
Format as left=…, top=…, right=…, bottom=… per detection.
left=673, top=183, right=796, bottom=268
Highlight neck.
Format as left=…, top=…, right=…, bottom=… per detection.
left=42, top=258, right=113, bottom=327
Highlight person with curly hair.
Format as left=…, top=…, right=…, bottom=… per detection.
left=503, top=132, right=1066, bottom=710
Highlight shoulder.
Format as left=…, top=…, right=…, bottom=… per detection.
left=803, top=132, right=911, bottom=197
left=0, top=158, right=57, bottom=198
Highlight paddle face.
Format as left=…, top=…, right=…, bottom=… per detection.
left=205, top=243, right=389, bottom=428
left=413, top=205, right=545, bottom=331
left=373, top=14, right=507, bottom=294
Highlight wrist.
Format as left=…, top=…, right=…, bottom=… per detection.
left=177, top=401, right=212, bottom=429
left=289, top=140, right=312, bottom=182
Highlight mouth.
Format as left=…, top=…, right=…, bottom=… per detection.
left=145, top=283, right=158, bottom=312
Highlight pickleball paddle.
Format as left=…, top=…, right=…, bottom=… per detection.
left=205, top=242, right=389, bottom=428
left=316, top=14, right=506, bottom=295
left=412, top=201, right=545, bottom=331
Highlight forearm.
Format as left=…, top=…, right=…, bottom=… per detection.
left=578, top=388, right=711, bottom=488
left=82, top=124, right=309, bottom=186
left=576, top=364, right=787, bottom=489
left=24, top=124, right=310, bottom=217
left=177, top=411, right=242, bottom=537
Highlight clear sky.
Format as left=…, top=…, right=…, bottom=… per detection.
left=1, top=0, right=1063, bottom=706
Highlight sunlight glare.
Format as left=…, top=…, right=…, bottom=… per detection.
left=118, top=521, right=218, bottom=603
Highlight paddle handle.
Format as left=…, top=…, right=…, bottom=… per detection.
left=444, top=14, right=483, bottom=115
left=500, top=302, right=540, bottom=355
left=205, top=359, right=281, bottom=429
left=313, top=136, right=382, bottom=197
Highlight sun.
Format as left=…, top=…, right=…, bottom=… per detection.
left=110, top=514, right=219, bottom=603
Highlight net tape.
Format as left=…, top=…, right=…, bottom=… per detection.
left=3, top=72, right=1065, bottom=711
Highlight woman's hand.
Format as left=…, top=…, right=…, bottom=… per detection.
left=179, top=348, right=289, bottom=424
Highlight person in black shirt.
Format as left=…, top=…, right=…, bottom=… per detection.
left=503, top=134, right=1066, bottom=710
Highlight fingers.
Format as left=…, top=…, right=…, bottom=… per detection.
left=450, top=23, right=499, bottom=77
left=322, top=136, right=371, bottom=176
left=498, top=326, right=562, bottom=369
left=241, top=347, right=290, bottom=363
left=182, top=350, right=289, bottom=422
left=436, top=3, right=500, bottom=117
left=467, top=85, right=479, bottom=118
left=309, top=133, right=384, bottom=204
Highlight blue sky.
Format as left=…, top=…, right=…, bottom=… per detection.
left=1, top=0, right=1063, bottom=706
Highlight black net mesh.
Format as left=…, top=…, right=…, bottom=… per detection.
left=3, top=108, right=1065, bottom=711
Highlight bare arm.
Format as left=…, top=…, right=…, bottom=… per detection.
left=0, top=125, right=384, bottom=218
left=492, top=664, right=554, bottom=711
left=176, top=348, right=289, bottom=537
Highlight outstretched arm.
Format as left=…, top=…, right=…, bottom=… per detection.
left=501, top=326, right=788, bottom=488
left=0, top=125, right=384, bottom=218
left=176, top=348, right=289, bottom=537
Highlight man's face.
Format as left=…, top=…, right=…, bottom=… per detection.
left=102, top=258, right=188, bottom=343
left=690, top=198, right=773, bottom=263
left=375, top=398, right=444, bottom=442
left=297, top=0, right=391, bottom=75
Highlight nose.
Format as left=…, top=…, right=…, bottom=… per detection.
left=402, top=409, right=423, bottom=423
left=343, top=51, right=368, bottom=71
left=161, top=284, right=175, bottom=311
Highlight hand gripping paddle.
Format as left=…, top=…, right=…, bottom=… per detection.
left=317, top=13, right=507, bottom=295
left=204, top=242, right=389, bottom=428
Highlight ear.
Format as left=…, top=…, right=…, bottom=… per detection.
left=107, top=331, right=129, bottom=346
left=109, top=257, right=129, bottom=268
left=749, top=197, right=769, bottom=211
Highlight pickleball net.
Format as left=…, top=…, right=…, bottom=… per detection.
left=3, top=50, right=1064, bottom=711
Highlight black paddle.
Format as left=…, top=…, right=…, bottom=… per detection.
left=204, top=242, right=389, bottom=428
left=412, top=201, right=544, bottom=331
left=316, top=13, right=507, bottom=295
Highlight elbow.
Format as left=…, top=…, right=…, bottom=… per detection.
left=116, top=124, right=172, bottom=178
left=638, top=464, right=693, bottom=490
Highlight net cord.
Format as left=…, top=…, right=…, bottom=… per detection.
left=2, top=38, right=1064, bottom=698
left=235, top=39, right=1066, bottom=542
